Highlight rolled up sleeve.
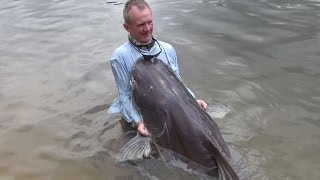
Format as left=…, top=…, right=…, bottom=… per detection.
left=108, top=58, right=142, bottom=123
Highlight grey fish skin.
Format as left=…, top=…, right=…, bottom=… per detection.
left=131, top=57, right=239, bottom=180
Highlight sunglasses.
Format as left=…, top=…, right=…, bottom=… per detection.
left=138, top=39, right=162, bottom=61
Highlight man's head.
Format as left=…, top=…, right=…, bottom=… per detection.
left=123, top=0, right=153, bottom=43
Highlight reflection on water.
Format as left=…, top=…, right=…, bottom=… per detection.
left=0, top=0, right=319, bottom=179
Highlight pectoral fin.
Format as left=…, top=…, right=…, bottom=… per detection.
left=116, top=133, right=152, bottom=162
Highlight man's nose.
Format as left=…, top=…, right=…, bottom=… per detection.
left=143, top=24, right=151, bottom=31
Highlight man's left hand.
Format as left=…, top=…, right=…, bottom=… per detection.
left=197, top=99, right=208, bottom=110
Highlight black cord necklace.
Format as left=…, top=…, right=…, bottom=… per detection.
left=129, top=37, right=162, bottom=61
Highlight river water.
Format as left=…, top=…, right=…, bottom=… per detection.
left=0, top=0, right=319, bottom=179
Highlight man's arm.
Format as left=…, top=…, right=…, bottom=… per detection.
left=110, top=58, right=149, bottom=136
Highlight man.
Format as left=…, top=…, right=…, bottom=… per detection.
left=108, top=0, right=207, bottom=136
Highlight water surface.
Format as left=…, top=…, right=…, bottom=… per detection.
left=0, top=0, right=319, bottom=179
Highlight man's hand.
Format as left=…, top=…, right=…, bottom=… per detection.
left=197, top=99, right=208, bottom=110
left=137, top=122, right=150, bottom=136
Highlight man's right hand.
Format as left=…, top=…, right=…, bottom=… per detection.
left=137, top=122, right=150, bottom=136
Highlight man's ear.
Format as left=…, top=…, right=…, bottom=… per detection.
left=123, top=23, right=130, bottom=32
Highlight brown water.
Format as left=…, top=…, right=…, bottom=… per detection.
left=1, top=0, right=319, bottom=179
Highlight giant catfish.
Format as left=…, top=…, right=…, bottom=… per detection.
left=129, top=57, right=239, bottom=180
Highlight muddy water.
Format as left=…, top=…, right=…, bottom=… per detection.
left=0, top=0, right=319, bottom=179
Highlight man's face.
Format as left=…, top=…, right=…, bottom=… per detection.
left=124, top=6, right=153, bottom=43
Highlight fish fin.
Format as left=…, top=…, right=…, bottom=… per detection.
left=116, top=133, right=152, bottom=162
left=199, top=138, right=239, bottom=180
left=210, top=148, right=239, bottom=180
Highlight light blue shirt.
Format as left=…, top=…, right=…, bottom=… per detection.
left=108, top=40, right=194, bottom=124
